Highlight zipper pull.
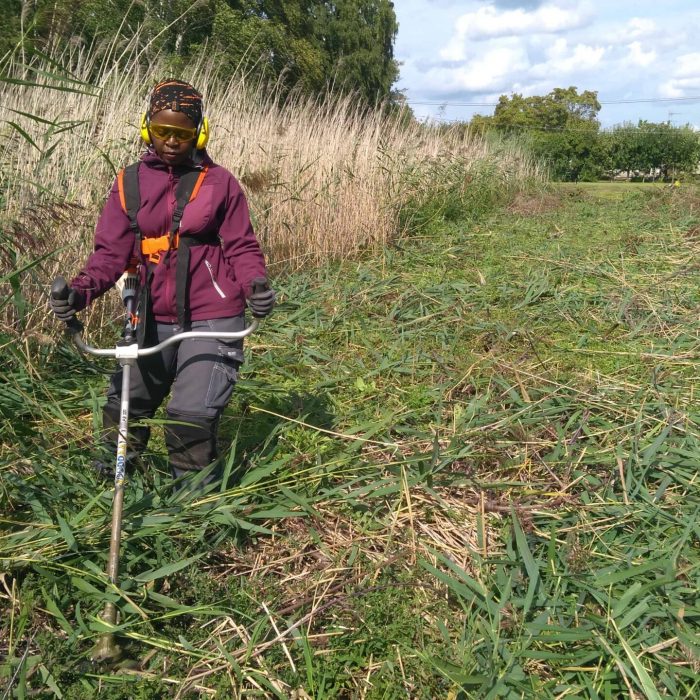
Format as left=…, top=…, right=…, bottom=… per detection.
left=204, top=259, right=227, bottom=298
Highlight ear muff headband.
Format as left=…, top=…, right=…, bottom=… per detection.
left=140, top=113, right=209, bottom=150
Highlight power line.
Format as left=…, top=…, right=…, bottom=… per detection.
left=406, top=95, right=700, bottom=108
left=431, top=120, right=698, bottom=133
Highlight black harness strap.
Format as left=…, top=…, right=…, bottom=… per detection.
left=120, top=164, right=153, bottom=345
left=169, top=170, right=210, bottom=329
left=121, top=163, right=142, bottom=243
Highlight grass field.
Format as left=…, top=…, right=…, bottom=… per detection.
left=2, top=182, right=700, bottom=698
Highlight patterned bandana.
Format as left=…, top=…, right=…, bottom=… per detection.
left=148, top=79, right=203, bottom=125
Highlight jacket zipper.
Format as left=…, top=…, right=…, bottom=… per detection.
left=165, top=169, right=176, bottom=318
left=205, top=259, right=227, bottom=298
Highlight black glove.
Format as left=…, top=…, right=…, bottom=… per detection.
left=247, top=277, right=276, bottom=318
left=50, top=285, right=85, bottom=321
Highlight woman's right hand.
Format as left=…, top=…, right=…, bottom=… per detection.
left=50, top=280, right=85, bottom=321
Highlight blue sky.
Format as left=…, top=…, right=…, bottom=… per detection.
left=393, top=0, right=700, bottom=128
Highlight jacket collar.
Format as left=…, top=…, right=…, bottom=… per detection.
left=140, top=147, right=213, bottom=172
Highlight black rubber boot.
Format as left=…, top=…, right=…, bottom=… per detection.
left=164, top=412, right=220, bottom=489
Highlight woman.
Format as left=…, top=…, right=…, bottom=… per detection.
left=50, top=79, right=275, bottom=484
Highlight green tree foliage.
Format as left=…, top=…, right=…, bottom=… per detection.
left=0, top=0, right=23, bottom=58
left=604, top=121, right=700, bottom=179
left=483, top=87, right=604, bottom=181
left=0, top=0, right=400, bottom=106
left=313, top=0, right=399, bottom=104
left=471, top=87, right=700, bottom=181
left=489, top=86, right=601, bottom=132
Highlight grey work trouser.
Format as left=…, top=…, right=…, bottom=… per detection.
left=103, top=316, right=245, bottom=483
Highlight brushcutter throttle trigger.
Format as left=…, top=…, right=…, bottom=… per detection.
left=51, top=276, right=84, bottom=334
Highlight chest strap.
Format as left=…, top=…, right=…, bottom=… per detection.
left=117, top=163, right=214, bottom=328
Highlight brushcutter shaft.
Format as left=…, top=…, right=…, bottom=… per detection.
left=52, top=276, right=260, bottom=664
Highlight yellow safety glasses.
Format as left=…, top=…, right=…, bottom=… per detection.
left=149, top=123, right=198, bottom=142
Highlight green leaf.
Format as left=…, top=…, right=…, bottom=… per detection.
left=512, top=512, right=539, bottom=616
left=420, top=554, right=499, bottom=616
left=41, top=589, right=73, bottom=635
left=614, top=627, right=663, bottom=700
left=6, top=121, right=40, bottom=151
left=134, top=554, right=204, bottom=583
left=56, top=514, right=77, bottom=552
left=594, top=560, right=663, bottom=587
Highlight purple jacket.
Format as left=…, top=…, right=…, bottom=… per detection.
left=71, top=149, right=267, bottom=323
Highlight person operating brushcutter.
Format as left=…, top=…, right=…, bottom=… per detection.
left=50, top=79, right=275, bottom=486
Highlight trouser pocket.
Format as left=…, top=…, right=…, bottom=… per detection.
left=205, top=350, right=240, bottom=409
left=168, top=315, right=245, bottom=419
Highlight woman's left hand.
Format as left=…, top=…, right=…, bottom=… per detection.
left=248, top=277, right=276, bottom=318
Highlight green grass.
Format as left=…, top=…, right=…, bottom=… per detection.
left=558, top=180, right=670, bottom=201
left=2, top=184, right=700, bottom=698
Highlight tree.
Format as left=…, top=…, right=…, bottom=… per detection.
left=313, top=0, right=399, bottom=105
left=476, top=87, right=603, bottom=180
left=490, top=86, right=600, bottom=132
left=1, top=0, right=401, bottom=107
left=0, top=0, right=23, bottom=58
left=605, top=121, right=700, bottom=179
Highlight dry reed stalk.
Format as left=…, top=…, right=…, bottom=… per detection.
left=0, top=41, right=540, bottom=336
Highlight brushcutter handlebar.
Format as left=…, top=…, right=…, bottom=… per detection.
left=51, top=276, right=259, bottom=358
left=65, top=321, right=259, bottom=358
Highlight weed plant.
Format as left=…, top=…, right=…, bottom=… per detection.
left=2, top=183, right=699, bottom=697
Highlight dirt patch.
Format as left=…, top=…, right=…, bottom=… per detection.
left=507, top=191, right=564, bottom=216
left=684, top=224, right=700, bottom=241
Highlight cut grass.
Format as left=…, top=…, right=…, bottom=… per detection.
left=1, top=184, right=700, bottom=697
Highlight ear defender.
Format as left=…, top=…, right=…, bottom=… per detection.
left=139, top=113, right=209, bottom=150
left=140, top=113, right=152, bottom=145
left=195, top=117, right=209, bottom=150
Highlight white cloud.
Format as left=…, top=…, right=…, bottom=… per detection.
left=660, top=51, right=700, bottom=97
left=442, top=46, right=531, bottom=92
left=531, top=38, right=605, bottom=77
left=660, top=77, right=700, bottom=99
left=674, top=52, right=700, bottom=79
left=618, top=17, right=656, bottom=41
left=452, top=3, right=587, bottom=42
left=625, top=41, right=656, bottom=68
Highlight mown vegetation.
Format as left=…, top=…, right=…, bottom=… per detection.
left=3, top=171, right=700, bottom=696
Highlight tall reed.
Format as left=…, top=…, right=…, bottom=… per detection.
left=0, top=36, right=541, bottom=336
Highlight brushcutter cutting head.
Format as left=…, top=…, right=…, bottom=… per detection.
left=91, top=634, right=124, bottom=665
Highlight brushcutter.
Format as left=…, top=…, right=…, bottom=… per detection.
left=50, top=274, right=260, bottom=663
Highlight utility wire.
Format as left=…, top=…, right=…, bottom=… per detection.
left=406, top=95, right=700, bottom=107
left=442, top=122, right=700, bottom=134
